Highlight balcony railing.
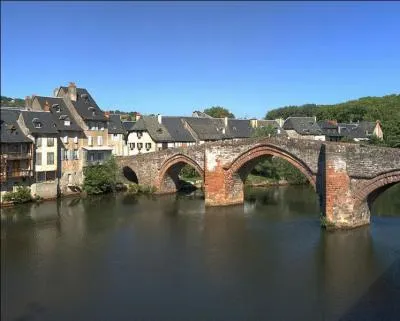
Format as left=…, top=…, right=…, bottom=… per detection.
left=2, top=152, right=32, bottom=160
left=7, top=169, right=33, bottom=178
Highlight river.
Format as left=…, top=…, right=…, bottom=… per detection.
left=1, top=185, right=399, bottom=321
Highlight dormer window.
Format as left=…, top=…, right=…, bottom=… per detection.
left=64, top=120, right=70, bottom=126
left=52, top=104, right=61, bottom=112
left=81, top=93, right=89, bottom=104
left=32, top=118, right=42, bottom=128
left=137, top=131, right=143, bottom=139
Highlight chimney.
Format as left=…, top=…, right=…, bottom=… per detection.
left=53, top=87, right=59, bottom=97
left=250, top=119, right=257, bottom=128
left=104, top=111, right=110, bottom=119
left=135, top=113, right=142, bottom=121
left=157, top=114, right=162, bottom=124
left=25, top=96, right=32, bottom=109
left=275, top=118, right=284, bottom=127
left=68, top=82, right=77, bottom=101
left=224, top=116, right=228, bottom=127
left=313, top=116, right=317, bottom=122
left=43, top=100, right=50, bottom=111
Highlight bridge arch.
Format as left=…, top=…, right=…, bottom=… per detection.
left=122, top=166, right=139, bottom=184
left=157, top=154, right=204, bottom=193
left=225, top=144, right=316, bottom=187
left=353, top=170, right=400, bottom=208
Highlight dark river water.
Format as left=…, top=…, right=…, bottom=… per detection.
left=1, top=185, right=400, bottom=321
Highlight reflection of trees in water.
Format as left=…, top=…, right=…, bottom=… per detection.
left=371, top=183, right=400, bottom=216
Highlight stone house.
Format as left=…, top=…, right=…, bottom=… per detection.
left=30, top=96, right=86, bottom=194
left=282, top=117, right=325, bottom=141
left=158, top=116, right=197, bottom=148
left=0, top=109, right=34, bottom=200
left=343, top=121, right=384, bottom=142
left=17, top=110, right=60, bottom=199
left=125, top=115, right=174, bottom=155
left=55, top=83, right=113, bottom=166
left=107, top=114, right=127, bottom=156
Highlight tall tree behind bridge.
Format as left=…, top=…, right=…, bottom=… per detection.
left=203, top=106, right=235, bottom=118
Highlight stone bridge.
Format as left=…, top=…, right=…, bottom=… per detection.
left=116, top=137, right=400, bottom=229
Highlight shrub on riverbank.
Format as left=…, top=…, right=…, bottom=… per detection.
left=83, top=157, right=119, bottom=195
left=127, top=183, right=156, bottom=194
left=2, top=186, right=32, bottom=204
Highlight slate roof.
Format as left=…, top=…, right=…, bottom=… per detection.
left=337, top=123, right=359, bottom=137
left=226, top=119, right=253, bottom=138
left=34, top=96, right=82, bottom=132
left=60, top=86, right=107, bottom=121
left=317, top=120, right=342, bottom=137
left=20, top=111, right=59, bottom=135
left=122, top=121, right=136, bottom=132
left=183, top=117, right=229, bottom=140
left=162, top=117, right=196, bottom=142
left=347, top=121, right=376, bottom=139
left=283, top=117, right=323, bottom=136
left=108, top=114, right=126, bottom=134
left=132, top=116, right=174, bottom=142
left=0, top=109, right=32, bottom=143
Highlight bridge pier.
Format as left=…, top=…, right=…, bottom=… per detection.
left=324, top=145, right=370, bottom=229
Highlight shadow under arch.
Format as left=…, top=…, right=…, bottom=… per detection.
left=122, top=166, right=139, bottom=184
left=353, top=170, right=400, bottom=211
left=157, top=153, right=204, bottom=193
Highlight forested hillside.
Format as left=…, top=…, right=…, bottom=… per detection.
left=1, top=96, right=25, bottom=107
left=266, top=94, right=400, bottom=147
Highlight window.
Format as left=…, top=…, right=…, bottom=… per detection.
left=129, top=143, right=135, bottom=150
left=145, top=143, right=151, bottom=150
left=62, top=148, right=68, bottom=160
left=137, top=131, right=143, bottom=139
left=88, top=136, right=93, bottom=146
left=97, top=152, right=104, bottom=161
left=36, top=152, right=42, bottom=166
left=64, top=120, right=70, bottom=126
left=63, top=136, right=68, bottom=144
left=47, top=137, right=54, bottom=147
left=97, top=136, right=103, bottom=146
left=46, top=171, right=56, bottom=181
left=74, top=136, right=78, bottom=144
left=137, top=143, right=143, bottom=150
left=112, top=134, right=119, bottom=141
left=47, top=152, right=54, bottom=165
left=37, top=137, right=42, bottom=147
left=33, top=121, right=42, bottom=128
left=73, top=149, right=79, bottom=160
left=36, top=172, right=45, bottom=182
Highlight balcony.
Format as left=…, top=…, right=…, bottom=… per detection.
left=2, top=152, right=32, bottom=160
left=7, top=169, right=33, bottom=178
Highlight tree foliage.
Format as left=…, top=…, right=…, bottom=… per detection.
left=1, top=96, right=25, bottom=108
left=266, top=94, right=400, bottom=147
left=3, top=186, right=32, bottom=203
left=252, top=125, right=278, bottom=138
left=203, top=106, right=235, bottom=118
left=83, top=157, right=118, bottom=195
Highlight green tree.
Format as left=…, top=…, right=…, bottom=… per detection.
left=83, top=156, right=118, bottom=195
left=203, top=106, right=235, bottom=118
left=252, top=125, right=278, bottom=138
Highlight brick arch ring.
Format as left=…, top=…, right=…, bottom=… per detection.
left=352, top=170, right=400, bottom=207
left=157, top=153, right=204, bottom=190
left=223, top=144, right=317, bottom=189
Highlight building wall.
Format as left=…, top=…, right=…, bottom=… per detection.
left=34, top=135, right=58, bottom=174
left=59, top=131, right=86, bottom=194
left=126, top=131, right=157, bottom=155
left=108, top=133, right=126, bottom=156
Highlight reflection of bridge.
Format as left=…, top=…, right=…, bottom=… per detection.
left=116, top=137, right=400, bottom=229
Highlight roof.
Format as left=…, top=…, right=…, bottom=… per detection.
left=347, top=121, right=376, bottom=139
left=318, top=120, right=338, bottom=130
left=0, top=109, right=32, bottom=143
left=60, top=86, right=107, bottom=121
left=108, top=114, right=126, bottom=134
left=283, top=117, right=323, bottom=136
left=20, top=111, right=59, bottom=135
left=162, top=117, right=196, bottom=142
left=34, top=96, right=82, bottom=132
left=132, top=116, right=174, bottom=142
left=183, top=117, right=230, bottom=140
left=122, top=121, right=136, bottom=132
left=226, top=119, right=252, bottom=138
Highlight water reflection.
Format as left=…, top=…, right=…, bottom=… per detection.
left=1, top=185, right=399, bottom=321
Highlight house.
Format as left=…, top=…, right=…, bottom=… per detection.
left=343, top=120, right=383, bottom=142
left=0, top=109, right=34, bottom=200
left=55, top=82, right=113, bottom=165
left=17, top=111, right=60, bottom=200
left=30, top=96, right=85, bottom=193
left=182, top=117, right=231, bottom=143
left=107, top=114, right=127, bottom=156
left=125, top=115, right=174, bottom=155
left=160, top=116, right=197, bottom=148
left=282, top=117, right=325, bottom=141
left=318, top=120, right=342, bottom=142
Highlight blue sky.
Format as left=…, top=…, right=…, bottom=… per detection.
left=1, top=1, right=399, bottom=118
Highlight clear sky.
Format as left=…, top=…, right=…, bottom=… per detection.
left=1, top=1, right=399, bottom=118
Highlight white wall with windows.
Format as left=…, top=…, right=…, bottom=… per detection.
left=126, top=130, right=156, bottom=155
left=34, top=135, right=58, bottom=181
